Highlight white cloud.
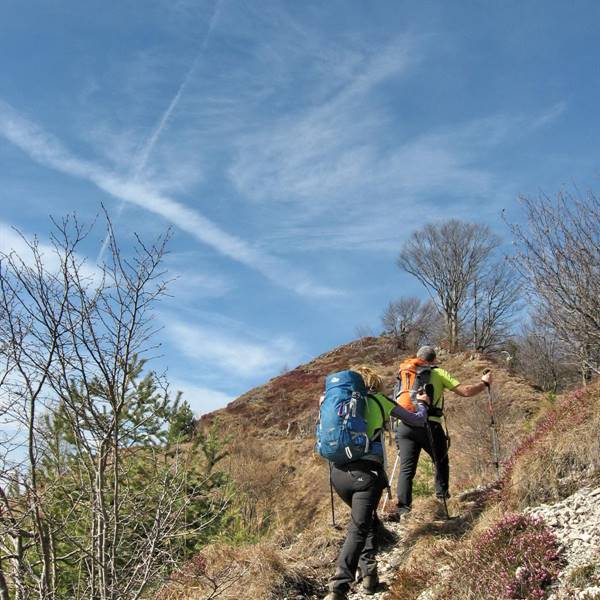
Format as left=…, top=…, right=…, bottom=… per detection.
left=228, top=39, right=416, bottom=207
left=164, top=318, right=300, bottom=378
left=169, top=379, right=233, bottom=416
left=0, top=99, right=336, bottom=297
left=227, top=29, right=566, bottom=253
left=167, top=270, right=233, bottom=300
left=226, top=37, right=507, bottom=239
left=95, top=0, right=223, bottom=264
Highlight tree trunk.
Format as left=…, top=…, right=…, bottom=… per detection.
left=0, top=560, right=9, bottom=600
left=11, top=531, right=26, bottom=600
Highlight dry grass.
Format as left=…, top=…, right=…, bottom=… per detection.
left=502, top=383, right=600, bottom=509
left=441, top=354, right=543, bottom=490
left=155, top=541, right=322, bottom=600
left=223, top=437, right=336, bottom=538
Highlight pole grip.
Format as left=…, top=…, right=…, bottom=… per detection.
left=482, top=368, right=491, bottom=388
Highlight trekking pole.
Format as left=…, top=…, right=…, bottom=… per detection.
left=381, top=431, right=392, bottom=501
left=423, top=384, right=450, bottom=520
left=382, top=454, right=399, bottom=512
left=329, top=462, right=336, bottom=527
left=482, top=368, right=501, bottom=479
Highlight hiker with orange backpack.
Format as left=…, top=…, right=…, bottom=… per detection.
left=317, top=365, right=430, bottom=600
left=389, top=345, right=492, bottom=521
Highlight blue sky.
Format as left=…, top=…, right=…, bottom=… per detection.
left=1, top=1, right=599, bottom=415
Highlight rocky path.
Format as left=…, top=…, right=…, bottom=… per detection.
left=526, top=486, right=600, bottom=600
left=345, top=518, right=409, bottom=600
left=308, top=485, right=600, bottom=600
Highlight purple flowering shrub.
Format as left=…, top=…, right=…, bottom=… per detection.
left=438, top=513, right=562, bottom=599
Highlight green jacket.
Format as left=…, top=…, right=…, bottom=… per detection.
left=427, top=368, right=460, bottom=423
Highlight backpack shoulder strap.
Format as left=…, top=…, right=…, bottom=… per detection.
left=367, top=393, right=387, bottom=439
left=369, top=393, right=386, bottom=418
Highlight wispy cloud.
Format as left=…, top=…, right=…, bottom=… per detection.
left=531, top=101, right=567, bottom=129
left=227, top=37, right=502, bottom=223
left=168, top=379, right=233, bottom=415
left=227, top=29, right=566, bottom=252
left=131, top=0, right=223, bottom=180
left=229, top=39, right=417, bottom=207
left=0, top=221, right=101, bottom=282
left=164, top=317, right=300, bottom=378
left=167, top=269, right=233, bottom=300
left=0, top=99, right=335, bottom=297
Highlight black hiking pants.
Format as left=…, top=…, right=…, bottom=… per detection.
left=329, top=460, right=387, bottom=595
left=395, top=421, right=449, bottom=510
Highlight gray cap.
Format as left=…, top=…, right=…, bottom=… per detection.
left=417, top=345, right=436, bottom=362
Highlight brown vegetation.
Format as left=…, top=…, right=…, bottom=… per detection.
left=501, top=383, right=600, bottom=510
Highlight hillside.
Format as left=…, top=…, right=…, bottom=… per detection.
left=156, top=336, right=599, bottom=600
left=198, top=337, right=540, bottom=533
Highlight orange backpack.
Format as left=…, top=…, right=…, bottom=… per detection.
left=394, top=358, right=435, bottom=412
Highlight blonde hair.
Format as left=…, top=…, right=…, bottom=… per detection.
left=350, top=364, right=383, bottom=392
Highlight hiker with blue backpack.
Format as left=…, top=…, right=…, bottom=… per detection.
left=390, top=345, right=493, bottom=521
left=316, top=365, right=431, bottom=600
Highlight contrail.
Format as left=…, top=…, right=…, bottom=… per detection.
left=135, top=0, right=223, bottom=177
left=0, top=99, right=337, bottom=298
left=97, top=0, right=223, bottom=262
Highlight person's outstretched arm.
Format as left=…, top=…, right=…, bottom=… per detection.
left=451, top=371, right=493, bottom=397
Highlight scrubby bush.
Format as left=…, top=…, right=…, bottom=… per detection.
left=437, top=513, right=562, bottom=599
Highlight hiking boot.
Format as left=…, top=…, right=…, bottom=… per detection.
left=323, top=592, right=347, bottom=600
left=362, top=572, right=379, bottom=594
left=386, top=505, right=411, bottom=522
left=436, top=490, right=451, bottom=500
left=433, top=498, right=450, bottom=519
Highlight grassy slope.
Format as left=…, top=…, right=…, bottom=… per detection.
left=157, top=336, right=549, bottom=599
left=388, top=380, right=600, bottom=600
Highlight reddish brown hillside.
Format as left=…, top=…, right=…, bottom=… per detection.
left=204, top=337, right=397, bottom=433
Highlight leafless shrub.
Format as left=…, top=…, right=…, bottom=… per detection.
left=512, top=317, right=580, bottom=392
left=508, top=191, right=600, bottom=382
left=355, top=323, right=375, bottom=339
left=466, top=260, right=522, bottom=352
left=381, top=296, right=442, bottom=352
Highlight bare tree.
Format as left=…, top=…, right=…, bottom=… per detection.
left=513, top=317, right=578, bottom=393
left=508, top=191, right=600, bottom=380
left=354, top=323, right=375, bottom=339
left=0, top=214, right=228, bottom=599
left=397, top=220, right=502, bottom=352
left=380, top=296, right=441, bottom=351
left=468, top=260, right=522, bottom=352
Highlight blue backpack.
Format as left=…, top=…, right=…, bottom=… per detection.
left=315, top=370, right=371, bottom=466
